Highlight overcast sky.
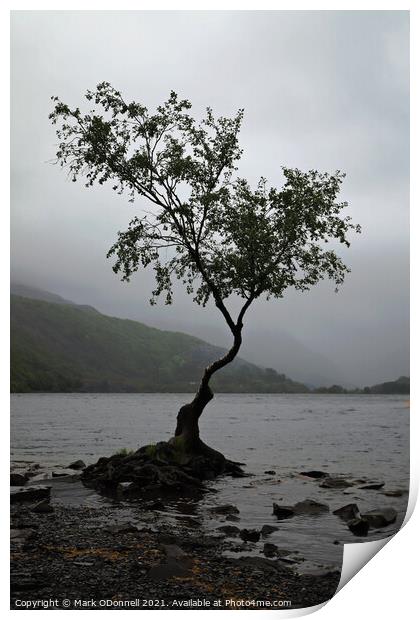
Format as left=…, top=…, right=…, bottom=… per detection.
left=11, top=10, right=409, bottom=387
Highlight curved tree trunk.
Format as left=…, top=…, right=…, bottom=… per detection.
left=172, top=328, right=243, bottom=453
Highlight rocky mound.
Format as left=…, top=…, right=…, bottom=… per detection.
left=81, top=441, right=245, bottom=499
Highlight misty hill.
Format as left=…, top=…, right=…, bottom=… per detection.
left=10, top=292, right=309, bottom=394
left=366, top=376, right=410, bottom=395
left=11, top=283, right=75, bottom=306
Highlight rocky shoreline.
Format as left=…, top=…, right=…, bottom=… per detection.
left=10, top=460, right=345, bottom=611
left=11, top=495, right=340, bottom=610
left=11, top=458, right=408, bottom=611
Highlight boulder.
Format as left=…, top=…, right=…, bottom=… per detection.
left=362, top=508, right=397, bottom=528
left=332, top=504, right=360, bottom=521
left=348, top=517, right=370, bottom=536
left=11, top=486, right=51, bottom=504
left=261, top=524, right=279, bottom=537
left=68, top=460, right=86, bottom=470
left=239, top=528, right=261, bottom=543
left=319, top=477, right=353, bottom=489
left=300, top=470, right=328, bottom=479
left=293, top=499, right=329, bottom=515
left=31, top=500, right=54, bottom=514
left=272, top=503, right=295, bottom=519
left=263, top=542, right=278, bottom=557
left=209, top=504, right=240, bottom=515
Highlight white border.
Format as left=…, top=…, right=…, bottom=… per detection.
left=3, top=2, right=417, bottom=618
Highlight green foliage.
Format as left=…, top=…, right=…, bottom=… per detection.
left=50, top=84, right=360, bottom=326
left=113, top=447, right=134, bottom=457
left=143, top=444, right=157, bottom=458
left=10, top=295, right=308, bottom=393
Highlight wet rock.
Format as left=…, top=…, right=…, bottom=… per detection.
left=348, top=517, right=370, bottom=536
left=272, top=503, right=295, bottom=519
left=264, top=470, right=276, bottom=475
left=11, top=473, right=27, bottom=486
left=68, top=460, right=86, bottom=470
left=225, top=514, right=240, bottom=522
left=362, top=508, right=397, bottom=528
left=358, top=482, right=385, bottom=490
left=217, top=525, right=240, bottom=536
left=31, top=500, right=54, bottom=514
left=52, top=469, right=79, bottom=478
left=293, top=500, right=329, bottom=515
left=11, top=486, right=51, bottom=504
left=11, top=529, right=36, bottom=544
left=261, top=524, right=279, bottom=537
left=333, top=540, right=340, bottom=545
left=148, top=544, right=193, bottom=580
left=210, top=504, right=240, bottom=515
left=382, top=489, right=407, bottom=497
left=263, top=542, right=278, bottom=557
left=116, top=482, right=140, bottom=499
left=300, top=470, right=328, bottom=479
left=239, top=528, right=261, bottom=543
left=319, top=477, right=353, bottom=489
left=332, top=504, right=360, bottom=521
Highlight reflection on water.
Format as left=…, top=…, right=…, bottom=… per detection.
left=11, top=393, right=409, bottom=571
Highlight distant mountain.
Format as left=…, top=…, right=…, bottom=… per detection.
left=10, top=291, right=309, bottom=394
left=11, top=283, right=75, bottom=306
left=366, top=376, right=410, bottom=395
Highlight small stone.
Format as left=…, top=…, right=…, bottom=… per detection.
left=217, top=525, right=240, bottom=536
left=363, top=508, right=397, bottom=528
left=209, top=504, right=240, bottom=515
left=300, top=470, right=328, bottom=479
left=293, top=499, right=329, bottom=515
left=348, top=517, right=370, bottom=536
left=264, top=470, right=276, bottom=475
left=263, top=542, right=278, bottom=557
left=358, top=482, right=385, bottom=490
left=333, top=504, right=360, bottom=521
left=239, top=528, right=261, bottom=543
left=272, top=503, right=295, bottom=519
left=261, top=524, right=279, bottom=537
left=31, top=499, right=54, bottom=514
left=382, top=489, right=406, bottom=497
left=319, top=477, right=353, bottom=489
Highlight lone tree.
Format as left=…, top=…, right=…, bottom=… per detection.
left=50, top=83, right=360, bottom=466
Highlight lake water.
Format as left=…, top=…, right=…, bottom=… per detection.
left=11, top=393, right=410, bottom=571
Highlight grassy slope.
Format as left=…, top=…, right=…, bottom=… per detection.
left=11, top=295, right=309, bottom=394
